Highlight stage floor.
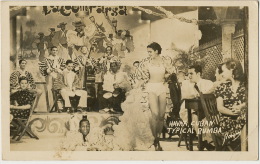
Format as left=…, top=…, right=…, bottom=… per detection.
left=10, top=135, right=199, bottom=151
left=10, top=111, right=200, bottom=151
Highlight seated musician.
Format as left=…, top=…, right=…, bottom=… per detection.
left=10, top=76, right=36, bottom=120
left=98, top=60, right=131, bottom=113
left=57, top=60, right=88, bottom=112
left=94, top=46, right=116, bottom=98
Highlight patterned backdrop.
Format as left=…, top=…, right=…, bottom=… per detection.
left=197, top=30, right=245, bottom=81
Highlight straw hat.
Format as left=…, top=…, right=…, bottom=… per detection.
left=49, top=28, right=55, bottom=32
left=57, top=22, right=67, bottom=28
left=72, top=21, right=86, bottom=27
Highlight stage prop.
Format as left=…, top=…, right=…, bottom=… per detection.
left=28, top=112, right=121, bottom=137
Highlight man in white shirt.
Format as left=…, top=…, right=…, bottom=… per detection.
left=98, top=61, right=131, bottom=113
left=180, top=65, right=213, bottom=132
left=60, top=60, right=88, bottom=112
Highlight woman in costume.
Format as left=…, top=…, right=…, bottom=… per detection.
left=135, top=42, right=175, bottom=151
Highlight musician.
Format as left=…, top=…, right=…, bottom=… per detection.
left=60, top=60, right=88, bottom=112
left=74, top=46, right=95, bottom=89
left=98, top=60, right=131, bottom=113
left=39, top=46, right=65, bottom=106
left=10, top=59, right=36, bottom=93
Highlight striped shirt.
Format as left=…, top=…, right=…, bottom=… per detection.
left=74, top=55, right=95, bottom=68
left=10, top=70, right=36, bottom=90
left=39, top=55, right=65, bottom=76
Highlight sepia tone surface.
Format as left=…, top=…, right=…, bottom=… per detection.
left=1, top=0, right=259, bottom=161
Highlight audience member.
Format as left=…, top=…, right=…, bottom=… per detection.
left=215, top=59, right=247, bottom=148
left=179, top=65, right=213, bottom=133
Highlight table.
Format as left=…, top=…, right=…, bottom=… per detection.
left=184, top=98, right=204, bottom=151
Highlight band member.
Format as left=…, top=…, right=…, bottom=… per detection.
left=94, top=46, right=118, bottom=98
left=59, top=60, right=88, bottom=112
left=10, top=59, right=36, bottom=93
left=99, top=60, right=131, bottom=113
left=74, top=46, right=95, bottom=89
left=39, top=46, right=65, bottom=108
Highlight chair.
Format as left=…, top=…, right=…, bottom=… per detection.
left=11, top=94, right=40, bottom=141
left=199, top=93, right=236, bottom=151
left=50, top=89, right=64, bottom=113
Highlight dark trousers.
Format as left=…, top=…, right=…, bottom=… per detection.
left=98, top=88, right=126, bottom=112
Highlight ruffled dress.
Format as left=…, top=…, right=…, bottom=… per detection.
left=112, top=88, right=154, bottom=151
left=55, top=88, right=154, bottom=155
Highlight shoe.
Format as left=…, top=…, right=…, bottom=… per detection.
left=66, top=107, right=73, bottom=113
left=205, top=142, right=215, bottom=151
left=200, top=141, right=215, bottom=151
left=82, top=107, right=88, bottom=112
left=77, top=107, right=83, bottom=113
left=154, top=138, right=163, bottom=151
left=109, top=108, right=123, bottom=114
left=109, top=108, right=115, bottom=113
left=99, top=108, right=109, bottom=114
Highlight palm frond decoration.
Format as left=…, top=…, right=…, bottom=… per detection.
left=171, top=43, right=202, bottom=72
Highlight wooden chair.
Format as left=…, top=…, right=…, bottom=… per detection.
left=11, top=94, right=40, bottom=141
left=199, top=93, right=237, bottom=151
left=50, top=89, right=64, bottom=113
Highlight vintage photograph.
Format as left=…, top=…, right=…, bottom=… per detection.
left=1, top=0, right=258, bottom=161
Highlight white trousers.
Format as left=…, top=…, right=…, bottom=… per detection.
left=60, top=89, right=87, bottom=107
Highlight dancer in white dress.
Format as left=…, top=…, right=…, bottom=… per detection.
left=112, top=86, right=154, bottom=151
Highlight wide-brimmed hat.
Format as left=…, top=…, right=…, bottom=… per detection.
left=38, top=32, right=44, bottom=36
left=57, top=22, right=67, bottom=28
left=72, top=21, right=86, bottom=27
left=49, top=28, right=55, bottom=32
